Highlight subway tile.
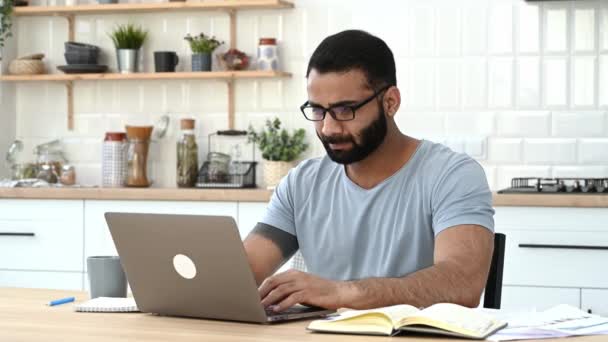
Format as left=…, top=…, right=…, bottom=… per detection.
left=409, top=6, right=435, bottom=56
left=574, top=7, right=596, bottom=52
left=407, top=60, right=435, bottom=109
left=489, top=58, right=514, bottom=108
left=552, top=111, right=606, bottom=137
left=436, top=7, right=461, bottom=56
left=599, top=56, right=608, bottom=106
left=496, top=166, right=551, bottom=190
left=445, top=112, right=494, bottom=136
left=518, top=3, right=540, bottom=53
left=489, top=4, right=513, bottom=54
left=396, top=112, right=445, bottom=138
left=579, top=139, right=608, bottom=163
left=517, top=57, right=541, bottom=108
left=235, top=80, right=257, bottom=112
left=462, top=5, right=487, bottom=55
left=496, top=111, right=551, bottom=137
left=258, top=80, right=283, bottom=111
left=436, top=60, right=461, bottom=109
left=488, top=138, right=522, bottom=164
left=462, top=58, right=487, bottom=109
left=572, top=57, right=596, bottom=108
left=523, top=138, right=577, bottom=164
left=544, top=6, right=569, bottom=53
left=543, top=58, right=569, bottom=107
left=71, top=163, right=101, bottom=186
left=602, top=8, right=608, bottom=50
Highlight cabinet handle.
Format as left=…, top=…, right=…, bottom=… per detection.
left=0, top=232, right=35, bottom=237
left=519, top=244, right=608, bottom=250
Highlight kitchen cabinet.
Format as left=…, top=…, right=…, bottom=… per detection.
left=501, top=285, right=580, bottom=311
left=0, top=199, right=83, bottom=272
left=83, top=200, right=238, bottom=270
left=581, top=289, right=608, bottom=316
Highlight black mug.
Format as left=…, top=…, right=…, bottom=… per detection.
left=154, top=51, right=179, bottom=72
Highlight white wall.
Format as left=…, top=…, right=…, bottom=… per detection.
left=6, top=0, right=608, bottom=189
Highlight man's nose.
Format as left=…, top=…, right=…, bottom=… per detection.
left=321, top=111, right=343, bottom=137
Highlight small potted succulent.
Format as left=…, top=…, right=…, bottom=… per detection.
left=109, top=23, right=148, bottom=73
left=248, top=118, right=308, bottom=189
left=184, top=33, right=223, bottom=72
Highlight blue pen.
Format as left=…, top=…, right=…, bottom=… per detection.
left=47, top=296, right=75, bottom=306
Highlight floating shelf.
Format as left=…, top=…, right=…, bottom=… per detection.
left=13, top=0, right=294, bottom=16
left=0, top=70, right=292, bottom=82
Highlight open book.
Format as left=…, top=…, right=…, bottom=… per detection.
left=307, top=303, right=507, bottom=339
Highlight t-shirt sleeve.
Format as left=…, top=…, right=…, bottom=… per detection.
left=259, top=168, right=297, bottom=236
left=431, top=156, right=495, bottom=236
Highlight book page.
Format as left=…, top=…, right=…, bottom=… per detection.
left=399, top=303, right=504, bottom=337
left=331, top=304, right=419, bottom=325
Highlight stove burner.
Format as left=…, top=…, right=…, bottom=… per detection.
left=498, top=178, right=608, bottom=194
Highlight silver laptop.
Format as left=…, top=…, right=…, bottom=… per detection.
left=104, top=212, right=334, bottom=323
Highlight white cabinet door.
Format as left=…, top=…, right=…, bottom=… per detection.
left=0, top=270, right=83, bottom=290
left=237, top=202, right=268, bottom=239
left=501, top=285, right=580, bottom=311
left=581, top=289, right=608, bottom=316
left=0, top=199, right=84, bottom=272
left=83, top=200, right=238, bottom=270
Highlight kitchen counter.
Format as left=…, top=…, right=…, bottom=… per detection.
left=1, top=188, right=608, bottom=207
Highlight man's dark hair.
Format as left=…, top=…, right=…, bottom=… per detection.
left=306, top=30, right=397, bottom=90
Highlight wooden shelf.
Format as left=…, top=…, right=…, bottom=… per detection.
left=0, top=70, right=291, bottom=82
left=13, top=0, right=293, bottom=16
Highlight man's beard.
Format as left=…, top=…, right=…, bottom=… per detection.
left=317, top=107, right=388, bottom=165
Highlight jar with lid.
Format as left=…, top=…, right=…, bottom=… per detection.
left=34, top=140, right=67, bottom=178
left=257, top=37, right=279, bottom=71
left=37, top=164, right=58, bottom=183
left=60, top=165, right=76, bottom=186
left=102, top=132, right=128, bottom=187
left=176, top=119, right=199, bottom=188
left=126, top=126, right=153, bottom=187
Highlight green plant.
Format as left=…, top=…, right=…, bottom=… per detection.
left=248, top=118, right=308, bottom=162
left=184, top=33, right=223, bottom=54
left=0, top=0, right=14, bottom=50
left=108, top=23, right=148, bottom=50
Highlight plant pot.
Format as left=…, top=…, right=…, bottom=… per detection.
left=116, top=49, right=139, bottom=74
left=191, top=53, right=211, bottom=72
left=263, top=160, right=295, bottom=190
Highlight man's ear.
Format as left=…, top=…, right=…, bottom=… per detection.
left=384, top=86, right=401, bottom=117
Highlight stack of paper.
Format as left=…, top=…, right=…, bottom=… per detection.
left=74, top=297, right=139, bottom=313
left=486, top=304, right=608, bottom=341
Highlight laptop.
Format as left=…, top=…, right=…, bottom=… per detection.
left=104, top=212, right=335, bottom=323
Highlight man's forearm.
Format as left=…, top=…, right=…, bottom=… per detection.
left=339, top=261, right=484, bottom=309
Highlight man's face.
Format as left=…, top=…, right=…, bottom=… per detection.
left=306, top=69, right=388, bottom=165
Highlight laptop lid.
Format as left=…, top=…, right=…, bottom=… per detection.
left=104, top=212, right=268, bottom=323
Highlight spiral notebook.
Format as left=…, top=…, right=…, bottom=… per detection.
left=74, top=297, right=139, bottom=313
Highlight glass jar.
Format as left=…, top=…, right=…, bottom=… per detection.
left=176, top=119, right=199, bottom=188
left=34, top=140, right=67, bottom=177
left=257, top=37, right=278, bottom=71
left=207, top=152, right=231, bottom=183
left=126, top=138, right=151, bottom=187
left=37, top=164, right=58, bottom=183
left=60, top=165, right=76, bottom=186
left=102, top=132, right=128, bottom=187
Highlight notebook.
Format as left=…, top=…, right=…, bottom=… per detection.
left=307, top=303, right=507, bottom=339
left=74, top=297, right=139, bottom=313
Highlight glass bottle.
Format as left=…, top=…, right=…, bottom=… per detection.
left=176, top=119, right=199, bottom=188
left=126, top=126, right=153, bottom=187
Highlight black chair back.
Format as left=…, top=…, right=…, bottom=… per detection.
left=483, top=233, right=506, bottom=309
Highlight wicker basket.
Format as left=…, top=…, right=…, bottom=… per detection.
left=9, top=59, right=45, bottom=75
left=263, top=160, right=295, bottom=190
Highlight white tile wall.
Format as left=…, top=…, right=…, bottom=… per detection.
left=1, top=0, right=608, bottom=190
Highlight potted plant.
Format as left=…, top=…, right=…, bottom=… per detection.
left=248, top=118, right=308, bottom=189
left=0, top=0, right=14, bottom=53
left=108, top=23, right=148, bottom=74
left=184, top=33, right=223, bottom=72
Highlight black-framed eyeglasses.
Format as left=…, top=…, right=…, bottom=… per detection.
left=300, top=84, right=392, bottom=122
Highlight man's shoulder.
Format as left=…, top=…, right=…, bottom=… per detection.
left=289, top=155, right=339, bottom=181
left=419, top=140, right=484, bottom=178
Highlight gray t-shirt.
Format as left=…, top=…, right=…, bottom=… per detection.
left=260, top=140, right=495, bottom=281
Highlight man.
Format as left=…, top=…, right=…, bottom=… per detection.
left=244, top=30, right=495, bottom=313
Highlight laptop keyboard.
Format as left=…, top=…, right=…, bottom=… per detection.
left=264, top=305, right=324, bottom=317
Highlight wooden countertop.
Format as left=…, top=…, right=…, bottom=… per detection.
left=2, top=287, right=604, bottom=342
left=2, top=188, right=608, bottom=207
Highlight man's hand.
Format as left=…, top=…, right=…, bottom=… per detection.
left=259, top=270, right=351, bottom=312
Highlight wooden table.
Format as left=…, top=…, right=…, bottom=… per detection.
left=1, top=288, right=606, bottom=342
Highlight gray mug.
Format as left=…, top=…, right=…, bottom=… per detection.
left=87, top=256, right=128, bottom=299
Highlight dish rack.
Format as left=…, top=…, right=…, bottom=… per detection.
left=195, top=130, right=257, bottom=189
